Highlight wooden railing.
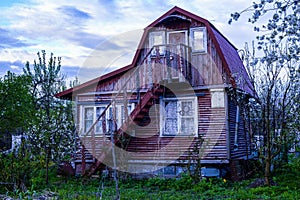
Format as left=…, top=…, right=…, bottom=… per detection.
left=142, top=43, right=192, bottom=84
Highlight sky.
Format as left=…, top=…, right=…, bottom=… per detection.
left=0, top=0, right=257, bottom=84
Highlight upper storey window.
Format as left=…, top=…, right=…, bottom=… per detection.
left=149, top=31, right=165, bottom=55
left=190, top=27, right=207, bottom=53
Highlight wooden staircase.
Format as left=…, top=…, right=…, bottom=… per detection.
left=82, top=84, right=164, bottom=176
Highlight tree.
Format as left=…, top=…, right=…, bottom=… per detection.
left=241, top=42, right=299, bottom=185
left=229, top=0, right=300, bottom=185
left=24, top=50, right=75, bottom=184
left=0, top=72, right=37, bottom=191
left=0, top=71, right=35, bottom=149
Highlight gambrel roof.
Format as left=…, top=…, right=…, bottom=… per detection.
left=56, top=6, right=255, bottom=99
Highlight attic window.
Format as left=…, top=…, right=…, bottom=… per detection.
left=149, top=31, right=165, bottom=55
left=190, top=27, right=207, bottom=53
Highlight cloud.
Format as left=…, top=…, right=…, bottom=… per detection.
left=0, top=60, right=25, bottom=75
left=66, top=31, right=121, bottom=50
left=10, top=65, right=19, bottom=70
left=0, top=28, right=31, bottom=49
left=58, top=6, right=92, bottom=20
left=0, top=0, right=261, bottom=79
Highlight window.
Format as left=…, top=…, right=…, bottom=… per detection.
left=81, top=104, right=134, bottom=135
left=190, top=27, right=207, bottom=53
left=160, top=97, right=198, bottom=136
left=149, top=31, right=165, bottom=55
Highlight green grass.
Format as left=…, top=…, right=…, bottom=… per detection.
left=1, top=158, right=300, bottom=199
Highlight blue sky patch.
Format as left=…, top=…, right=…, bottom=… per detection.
left=58, top=6, right=92, bottom=19
left=0, top=28, right=31, bottom=49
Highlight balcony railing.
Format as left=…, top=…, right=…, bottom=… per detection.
left=139, top=44, right=192, bottom=85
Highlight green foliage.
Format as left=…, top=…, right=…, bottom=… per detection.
left=0, top=71, right=35, bottom=134
left=54, top=160, right=300, bottom=199
left=2, top=163, right=300, bottom=199
left=0, top=144, right=44, bottom=193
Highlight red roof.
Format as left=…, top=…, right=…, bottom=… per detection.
left=56, top=6, right=255, bottom=99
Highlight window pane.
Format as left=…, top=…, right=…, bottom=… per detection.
left=164, top=101, right=178, bottom=135
left=193, top=31, right=204, bottom=51
left=191, top=28, right=206, bottom=52
left=165, top=101, right=177, bottom=117
left=84, top=107, right=94, bottom=120
left=165, top=118, right=178, bottom=135
left=84, top=120, right=93, bottom=133
left=121, top=105, right=132, bottom=122
left=154, top=35, right=163, bottom=45
left=107, top=107, right=119, bottom=132
left=161, top=98, right=197, bottom=136
left=84, top=107, right=94, bottom=132
left=180, top=101, right=193, bottom=116
left=96, top=107, right=105, bottom=133
left=168, top=31, right=186, bottom=45
left=180, top=118, right=194, bottom=135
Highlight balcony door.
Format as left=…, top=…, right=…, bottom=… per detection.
left=167, top=30, right=187, bottom=45
left=167, top=31, right=188, bottom=81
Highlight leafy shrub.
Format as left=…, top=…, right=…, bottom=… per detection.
left=0, top=147, right=45, bottom=193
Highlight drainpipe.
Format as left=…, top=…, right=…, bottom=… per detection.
left=234, top=105, right=240, bottom=151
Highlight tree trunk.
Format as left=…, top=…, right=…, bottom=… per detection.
left=45, top=147, right=51, bottom=185
left=264, top=157, right=271, bottom=186
left=264, top=93, right=272, bottom=186
left=282, top=134, right=289, bottom=164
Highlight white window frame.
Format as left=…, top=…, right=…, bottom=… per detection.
left=160, top=97, right=198, bottom=136
left=189, top=27, right=207, bottom=53
left=80, top=103, right=135, bottom=136
left=167, top=30, right=188, bottom=45
left=149, top=31, right=166, bottom=55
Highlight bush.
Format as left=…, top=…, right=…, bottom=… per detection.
left=0, top=148, right=45, bottom=193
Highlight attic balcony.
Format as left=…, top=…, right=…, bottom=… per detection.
left=139, top=44, right=192, bottom=85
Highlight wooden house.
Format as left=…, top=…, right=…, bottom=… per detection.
left=56, top=7, right=255, bottom=179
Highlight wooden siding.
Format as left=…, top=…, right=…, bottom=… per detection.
left=190, top=31, right=225, bottom=87
left=228, top=96, right=251, bottom=159
left=124, top=90, right=228, bottom=163
left=197, top=90, right=227, bottom=160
